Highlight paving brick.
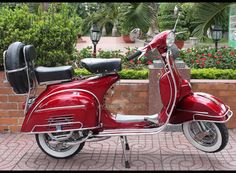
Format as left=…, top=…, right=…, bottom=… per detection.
left=0, top=130, right=235, bottom=170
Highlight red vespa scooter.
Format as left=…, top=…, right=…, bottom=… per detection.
left=3, top=6, right=233, bottom=168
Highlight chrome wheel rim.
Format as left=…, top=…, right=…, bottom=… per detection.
left=44, top=133, right=73, bottom=152
left=188, top=121, right=218, bottom=147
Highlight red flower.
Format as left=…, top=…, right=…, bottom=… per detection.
left=217, top=51, right=222, bottom=55
left=129, top=60, right=134, bottom=63
left=196, top=60, right=199, bottom=63
left=144, top=53, right=149, bottom=57
left=157, top=55, right=162, bottom=59
left=214, top=55, right=218, bottom=58
left=219, top=56, right=223, bottom=58
left=202, top=54, right=205, bottom=56
left=207, top=53, right=212, bottom=57
left=216, top=61, right=220, bottom=65
left=230, top=51, right=235, bottom=56
left=201, top=58, right=207, bottom=61
left=147, top=61, right=152, bottom=65
left=200, top=62, right=205, bottom=68
left=137, top=60, right=142, bottom=64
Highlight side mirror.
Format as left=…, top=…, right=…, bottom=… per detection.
left=174, top=5, right=181, bottom=16
left=129, top=28, right=142, bottom=41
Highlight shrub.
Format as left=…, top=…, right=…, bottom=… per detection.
left=191, top=68, right=236, bottom=79
left=75, top=68, right=236, bottom=80
left=180, top=46, right=236, bottom=69
left=75, top=68, right=149, bottom=79
left=0, top=3, right=82, bottom=68
left=0, top=4, right=35, bottom=68
left=30, top=4, right=82, bottom=66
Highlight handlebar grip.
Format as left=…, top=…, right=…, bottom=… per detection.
left=127, top=50, right=142, bottom=61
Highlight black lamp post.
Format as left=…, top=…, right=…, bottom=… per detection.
left=90, top=24, right=101, bottom=57
left=211, top=25, right=223, bottom=51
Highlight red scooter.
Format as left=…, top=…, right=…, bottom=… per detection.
left=3, top=6, right=233, bottom=168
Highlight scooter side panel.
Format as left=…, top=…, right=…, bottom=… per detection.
left=21, top=90, right=99, bottom=133
left=169, top=92, right=232, bottom=124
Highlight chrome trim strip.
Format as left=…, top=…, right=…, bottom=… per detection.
left=39, top=79, right=72, bottom=86
left=26, top=89, right=101, bottom=125
left=175, top=109, right=209, bottom=115
left=3, top=51, right=8, bottom=83
left=193, top=106, right=233, bottom=121
left=96, top=125, right=166, bottom=137
left=31, top=121, right=83, bottom=132
left=24, top=125, right=101, bottom=135
left=5, top=66, right=27, bottom=73
left=35, top=105, right=85, bottom=113
left=161, top=71, right=170, bottom=78
left=195, top=92, right=221, bottom=106
left=166, top=51, right=177, bottom=117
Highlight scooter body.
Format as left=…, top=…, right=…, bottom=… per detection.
left=20, top=47, right=232, bottom=135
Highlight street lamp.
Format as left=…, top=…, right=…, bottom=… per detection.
left=90, top=24, right=101, bottom=57
left=211, top=25, right=223, bottom=51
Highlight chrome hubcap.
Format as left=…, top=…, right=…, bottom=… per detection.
left=188, top=121, right=218, bottom=147
left=44, top=131, right=84, bottom=152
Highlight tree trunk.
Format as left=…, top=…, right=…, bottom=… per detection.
left=147, top=18, right=159, bottom=37
left=102, top=25, right=107, bottom=36
left=41, top=3, right=49, bottom=11
left=112, top=23, right=119, bottom=37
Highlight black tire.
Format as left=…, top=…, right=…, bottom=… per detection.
left=182, top=121, right=229, bottom=153
left=35, top=133, right=85, bottom=159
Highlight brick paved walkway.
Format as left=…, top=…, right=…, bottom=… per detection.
left=0, top=128, right=236, bottom=170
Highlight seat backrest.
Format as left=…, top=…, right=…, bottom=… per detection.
left=4, top=42, right=37, bottom=94
left=23, top=45, right=36, bottom=62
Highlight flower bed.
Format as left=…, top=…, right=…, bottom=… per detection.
left=76, top=45, right=236, bottom=79
left=180, top=46, right=236, bottom=69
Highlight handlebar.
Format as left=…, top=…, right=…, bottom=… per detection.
left=127, top=50, right=142, bottom=61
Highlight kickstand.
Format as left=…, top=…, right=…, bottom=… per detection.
left=120, top=136, right=130, bottom=168
left=124, top=136, right=130, bottom=150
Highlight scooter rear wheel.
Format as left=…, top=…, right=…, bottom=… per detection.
left=35, top=132, right=85, bottom=159
left=182, top=121, right=228, bottom=153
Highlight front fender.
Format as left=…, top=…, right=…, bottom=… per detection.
left=169, top=92, right=233, bottom=124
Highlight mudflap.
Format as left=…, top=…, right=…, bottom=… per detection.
left=21, top=89, right=100, bottom=133
left=169, top=92, right=233, bottom=124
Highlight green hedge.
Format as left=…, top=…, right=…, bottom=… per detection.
left=191, top=68, right=236, bottom=79
left=75, top=68, right=236, bottom=80
left=75, top=69, right=149, bottom=79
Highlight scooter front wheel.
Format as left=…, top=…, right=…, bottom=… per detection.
left=35, top=132, right=85, bottom=159
left=182, top=121, right=228, bottom=153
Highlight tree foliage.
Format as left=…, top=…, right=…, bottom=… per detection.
left=192, top=3, right=230, bottom=39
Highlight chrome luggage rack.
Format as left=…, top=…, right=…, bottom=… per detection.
left=3, top=49, right=37, bottom=115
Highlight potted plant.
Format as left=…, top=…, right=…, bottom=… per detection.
left=118, top=18, right=135, bottom=43
left=175, top=29, right=190, bottom=49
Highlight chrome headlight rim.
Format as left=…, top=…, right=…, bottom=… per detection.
left=166, top=31, right=175, bottom=47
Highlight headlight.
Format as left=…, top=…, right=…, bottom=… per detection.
left=166, top=31, right=175, bottom=47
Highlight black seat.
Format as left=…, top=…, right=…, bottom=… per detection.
left=80, top=58, right=122, bottom=74
left=35, top=66, right=74, bottom=85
